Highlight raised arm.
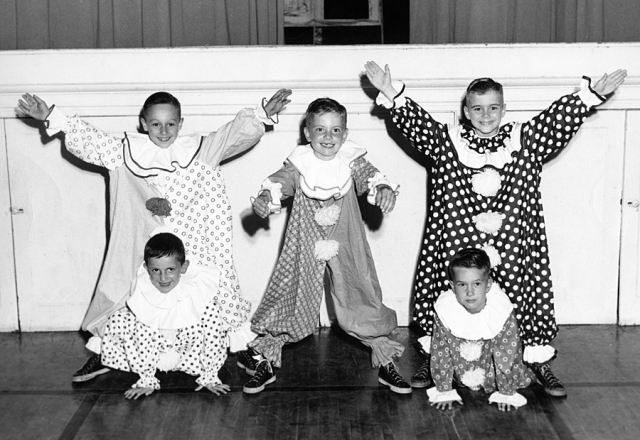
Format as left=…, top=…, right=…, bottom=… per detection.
left=16, top=93, right=125, bottom=170
left=523, top=69, right=627, bottom=162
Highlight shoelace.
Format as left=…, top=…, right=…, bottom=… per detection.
left=80, top=356, right=100, bottom=373
left=250, top=360, right=272, bottom=382
left=540, top=365, right=562, bottom=387
left=414, top=360, right=430, bottom=378
left=386, top=363, right=404, bottom=383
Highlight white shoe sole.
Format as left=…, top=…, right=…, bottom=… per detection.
left=72, top=367, right=110, bottom=383
left=243, top=375, right=276, bottom=394
left=379, top=377, right=412, bottom=394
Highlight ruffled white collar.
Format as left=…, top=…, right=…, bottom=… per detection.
left=435, top=282, right=513, bottom=340
left=286, top=140, right=367, bottom=200
left=447, top=123, right=522, bottom=170
left=126, top=262, right=223, bottom=330
left=124, top=133, right=202, bottom=178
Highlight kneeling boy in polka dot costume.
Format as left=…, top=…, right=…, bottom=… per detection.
left=101, top=230, right=249, bottom=399
left=428, top=248, right=535, bottom=412
left=365, top=61, right=626, bottom=397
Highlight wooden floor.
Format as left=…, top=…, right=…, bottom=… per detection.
left=1, top=325, right=639, bottom=440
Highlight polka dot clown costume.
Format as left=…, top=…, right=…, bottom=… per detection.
left=43, top=99, right=273, bottom=352
left=428, top=281, right=535, bottom=409
left=373, top=73, right=610, bottom=396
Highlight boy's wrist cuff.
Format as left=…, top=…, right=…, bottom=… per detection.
left=45, top=105, right=68, bottom=135
left=577, top=76, right=606, bottom=108
left=375, top=80, right=406, bottom=109
left=256, top=98, right=277, bottom=125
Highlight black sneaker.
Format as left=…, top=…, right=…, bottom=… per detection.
left=378, top=362, right=412, bottom=394
left=410, top=358, right=432, bottom=388
left=536, top=363, right=567, bottom=397
left=72, top=354, right=110, bottom=382
left=243, top=359, right=276, bottom=394
left=237, top=349, right=260, bottom=376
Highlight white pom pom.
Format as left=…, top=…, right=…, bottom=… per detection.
left=314, top=205, right=341, bottom=227
left=481, top=244, right=502, bottom=268
left=314, top=239, right=340, bottom=261
left=472, top=211, right=506, bottom=235
left=471, top=168, right=502, bottom=197
left=157, top=349, right=181, bottom=372
left=460, top=341, right=482, bottom=362
left=460, top=367, right=486, bottom=390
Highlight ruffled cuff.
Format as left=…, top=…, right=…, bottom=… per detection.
left=44, top=105, right=72, bottom=137
left=253, top=179, right=283, bottom=214
left=366, top=172, right=400, bottom=205
left=375, top=80, right=407, bottom=109
left=133, top=375, right=161, bottom=390
left=227, top=321, right=258, bottom=353
left=576, top=76, right=606, bottom=109
left=523, top=344, right=557, bottom=365
left=256, top=98, right=278, bottom=125
left=86, top=335, right=102, bottom=354
left=488, top=391, right=527, bottom=408
left=418, top=335, right=432, bottom=354
left=426, top=387, right=462, bottom=403
left=196, top=374, right=222, bottom=388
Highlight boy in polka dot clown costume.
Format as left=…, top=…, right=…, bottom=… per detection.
left=428, top=248, right=535, bottom=412
left=16, top=88, right=292, bottom=383
left=239, top=97, right=410, bottom=395
left=101, top=229, right=247, bottom=399
left=364, top=61, right=626, bottom=397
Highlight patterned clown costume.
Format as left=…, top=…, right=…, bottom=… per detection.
left=102, top=262, right=248, bottom=389
left=249, top=141, right=404, bottom=368
left=44, top=104, right=272, bottom=351
left=427, top=282, right=535, bottom=408
left=376, top=77, right=605, bottom=363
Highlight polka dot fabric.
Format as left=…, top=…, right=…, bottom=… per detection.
left=390, top=93, right=590, bottom=347
left=102, top=302, right=228, bottom=389
left=430, top=312, right=535, bottom=395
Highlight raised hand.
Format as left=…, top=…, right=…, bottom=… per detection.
left=364, top=61, right=393, bottom=92
left=16, top=93, right=51, bottom=120
left=264, top=88, right=293, bottom=118
left=593, top=69, right=627, bottom=96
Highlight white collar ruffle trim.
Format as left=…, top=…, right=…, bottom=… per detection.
left=447, top=123, right=522, bottom=170
left=286, top=140, right=367, bottom=200
left=435, top=283, right=513, bottom=340
left=124, top=133, right=202, bottom=178
left=127, top=263, right=224, bottom=330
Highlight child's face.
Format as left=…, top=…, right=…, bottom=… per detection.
left=141, top=104, right=184, bottom=149
left=463, top=91, right=506, bottom=138
left=450, top=266, right=492, bottom=314
left=304, top=112, right=349, bottom=161
left=144, top=255, right=189, bottom=294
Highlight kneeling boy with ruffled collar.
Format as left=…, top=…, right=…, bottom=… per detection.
left=427, top=248, right=536, bottom=411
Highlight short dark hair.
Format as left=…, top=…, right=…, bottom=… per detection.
left=144, top=232, right=186, bottom=265
left=448, top=248, right=491, bottom=280
left=142, top=92, right=182, bottom=119
left=466, top=77, right=503, bottom=97
left=305, top=97, right=347, bottom=127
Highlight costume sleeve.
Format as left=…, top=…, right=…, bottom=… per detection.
left=265, top=161, right=298, bottom=200
left=351, top=156, right=380, bottom=196
left=522, top=76, right=605, bottom=163
left=199, top=108, right=267, bottom=167
left=388, top=97, right=448, bottom=162
left=430, top=314, right=455, bottom=392
left=45, top=106, right=125, bottom=170
left=211, top=284, right=252, bottom=331
left=195, top=303, right=227, bottom=387
left=492, top=313, right=528, bottom=396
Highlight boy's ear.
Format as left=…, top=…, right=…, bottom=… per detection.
left=343, top=127, right=349, bottom=140
left=140, top=117, right=148, bottom=132
left=181, top=260, right=190, bottom=274
left=303, top=126, right=310, bottom=142
left=179, top=117, right=184, bottom=130
left=486, top=277, right=493, bottom=291
left=463, top=106, right=470, bottom=120
left=501, top=103, right=507, bottom=118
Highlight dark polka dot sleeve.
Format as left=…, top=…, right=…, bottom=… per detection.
left=521, top=93, right=590, bottom=163
left=390, top=97, right=448, bottom=160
